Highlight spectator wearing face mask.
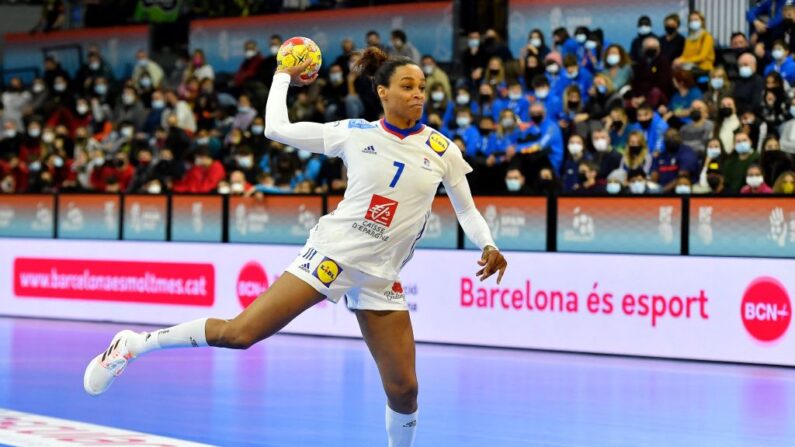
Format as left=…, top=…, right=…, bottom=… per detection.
left=605, top=169, right=627, bottom=195
left=132, top=50, right=165, bottom=89
left=151, top=148, right=184, bottom=191
left=679, top=100, right=713, bottom=154
left=660, top=13, right=685, bottom=62
left=630, top=16, right=656, bottom=61
left=673, top=173, right=693, bottom=195
left=228, top=170, right=254, bottom=196
left=572, top=160, right=605, bottom=194
left=127, top=147, right=156, bottom=193
left=659, top=69, right=702, bottom=128
left=704, top=67, right=732, bottom=118
left=173, top=147, right=225, bottom=193
left=421, top=55, right=451, bottom=99
left=557, top=85, right=589, bottom=142
left=571, top=26, right=591, bottom=60
left=43, top=56, right=70, bottom=93
left=162, top=90, right=196, bottom=134
left=461, top=31, right=487, bottom=85
left=486, top=111, right=520, bottom=162
left=582, top=29, right=607, bottom=74
left=773, top=170, right=795, bottom=193
left=320, top=64, right=349, bottom=122
left=626, top=168, right=661, bottom=194
left=423, top=83, right=450, bottom=126
left=584, top=74, right=621, bottom=122
left=543, top=52, right=564, bottom=94
left=778, top=96, right=795, bottom=153
left=740, top=164, right=773, bottom=193
left=476, top=84, right=498, bottom=123
left=91, top=151, right=133, bottom=191
left=562, top=134, right=592, bottom=192
left=588, top=128, right=622, bottom=179
left=555, top=55, right=593, bottom=101
left=722, top=131, right=761, bottom=192
left=732, top=53, right=764, bottom=114
left=113, top=86, right=146, bottom=131
left=77, top=50, right=115, bottom=95
left=761, top=85, right=789, bottom=134
left=494, top=81, right=530, bottom=122
left=483, top=57, right=508, bottom=95
left=529, top=75, right=562, bottom=118
left=621, top=131, right=653, bottom=175
left=232, top=95, right=257, bottom=130
left=234, top=40, right=266, bottom=90
left=552, top=28, right=579, bottom=59
left=0, top=120, right=23, bottom=160
left=604, top=105, right=630, bottom=153
left=673, top=11, right=715, bottom=73
left=600, top=44, right=633, bottom=91
left=764, top=40, right=795, bottom=85
left=519, top=29, right=551, bottom=65
left=759, top=136, right=793, bottom=186
left=629, top=103, right=669, bottom=154
left=651, top=129, right=699, bottom=192
left=0, top=153, right=29, bottom=193
left=504, top=167, right=532, bottom=195
left=631, top=37, right=673, bottom=108
left=444, top=108, right=482, bottom=158
left=388, top=29, right=421, bottom=63
left=517, top=102, right=564, bottom=174
left=717, top=97, right=742, bottom=153
left=226, top=146, right=259, bottom=185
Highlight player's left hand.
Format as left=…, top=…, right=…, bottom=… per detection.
left=477, top=246, right=507, bottom=284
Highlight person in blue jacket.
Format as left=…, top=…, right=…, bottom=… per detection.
left=748, top=0, right=788, bottom=38
left=628, top=103, right=669, bottom=154
left=555, top=54, right=594, bottom=101
left=529, top=74, right=563, bottom=118
left=516, top=102, right=564, bottom=173
left=443, top=107, right=482, bottom=157
left=764, top=39, right=795, bottom=85
left=493, top=81, right=530, bottom=122
left=552, top=27, right=579, bottom=59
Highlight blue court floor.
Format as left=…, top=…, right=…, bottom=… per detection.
left=0, top=317, right=793, bottom=446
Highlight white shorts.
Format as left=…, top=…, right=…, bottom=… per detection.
left=285, top=244, right=409, bottom=311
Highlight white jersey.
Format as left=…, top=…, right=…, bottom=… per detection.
left=308, top=119, right=472, bottom=280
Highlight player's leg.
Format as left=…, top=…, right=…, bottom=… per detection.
left=356, top=309, right=418, bottom=447
left=84, top=272, right=324, bottom=395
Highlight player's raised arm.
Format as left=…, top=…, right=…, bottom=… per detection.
left=445, top=178, right=508, bottom=284
left=264, top=59, right=326, bottom=154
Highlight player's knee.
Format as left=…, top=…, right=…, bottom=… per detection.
left=218, top=323, right=258, bottom=350
left=386, top=377, right=419, bottom=409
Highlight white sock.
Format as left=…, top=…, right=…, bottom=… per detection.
left=129, top=318, right=209, bottom=357
left=385, top=404, right=417, bottom=447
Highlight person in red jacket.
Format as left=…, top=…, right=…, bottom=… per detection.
left=90, top=151, right=134, bottom=191
left=1, top=153, right=30, bottom=192
left=173, top=147, right=226, bottom=193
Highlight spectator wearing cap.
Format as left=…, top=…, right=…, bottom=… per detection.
left=552, top=28, right=579, bottom=59
left=741, top=164, right=773, bottom=193
left=732, top=53, right=765, bottom=114
left=651, top=128, right=699, bottom=192
left=631, top=37, right=673, bottom=108
left=673, top=11, right=715, bottom=74
left=679, top=100, right=713, bottom=155
left=764, top=40, right=795, bottom=85
left=173, top=147, right=226, bottom=193
left=605, top=169, right=627, bottom=194
left=389, top=29, right=421, bottom=64
left=630, top=16, right=656, bottom=61
left=660, top=13, right=685, bottom=62
left=132, top=50, right=165, bottom=89
left=722, top=131, right=761, bottom=192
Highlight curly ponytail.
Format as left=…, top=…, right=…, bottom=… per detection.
left=352, top=46, right=415, bottom=91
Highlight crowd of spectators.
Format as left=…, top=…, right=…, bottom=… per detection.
left=4, top=1, right=795, bottom=197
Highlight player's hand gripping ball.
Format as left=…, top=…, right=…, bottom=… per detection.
left=276, top=37, right=322, bottom=81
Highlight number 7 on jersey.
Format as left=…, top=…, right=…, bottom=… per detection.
left=390, top=161, right=405, bottom=188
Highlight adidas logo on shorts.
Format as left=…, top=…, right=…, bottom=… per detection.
left=299, top=263, right=311, bottom=272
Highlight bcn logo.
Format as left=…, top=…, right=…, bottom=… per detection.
left=741, top=277, right=791, bottom=342
left=237, top=261, right=269, bottom=308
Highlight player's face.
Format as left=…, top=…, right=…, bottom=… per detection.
left=382, top=65, right=426, bottom=123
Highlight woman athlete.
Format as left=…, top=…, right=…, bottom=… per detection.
left=84, top=47, right=507, bottom=447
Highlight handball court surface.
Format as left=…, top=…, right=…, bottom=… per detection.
left=0, top=317, right=792, bottom=446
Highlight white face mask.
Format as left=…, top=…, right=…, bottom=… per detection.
left=251, top=125, right=264, bottom=135
left=122, top=94, right=135, bottom=105
left=52, top=156, right=64, bottom=168
left=139, top=77, right=152, bottom=88
left=710, top=77, right=724, bottom=89
left=423, top=65, right=434, bottom=75
left=89, top=61, right=100, bottom=70
left=638, top=25, right=652, bottom=35
left=121, top=127, right=134, bottom=138
left=746, top=175, right=764, bottom=188
left=330, top=72, right=343, bottom=84
left=735, top=141, right=752, bottom=154
left=456, top=116, right=471, bottom=127
left=675, top=184, right=692, bottom=194
left=28, top=127, right=41, bottom=138
left=707, top=146, right=722, bottom=159
left=431, top=91, right=445, bottom=102
left=298, top=150, right=312, bottom=161
left=501, top=117, right=515, bottom=128
left=585, top=40, right=598, bottom=50
left=505, top=178, right=522, bottom=192
left=468, top=38, right=480, bottom=49
left=535, top=88, right=549, bottom=99
left=567, top=142, right=584, bottom=155
left=95, top=84, right=108, bottom=95
left=231, top=182, right=245, bottom=194
left=237, top=156, right=253, bottom=168
left=147, top=183, right=162, bottom=194
left=270, top=45, right=280, bottom=56
left=566, top=69, right=579, bottom=79
left=152, top=99, right=165, bottom=109
left=32, top=83, right=45, bottom=93
left=606, top=182, right=621, bottom=194
left=218, top=185, right=231, bottom=195
left=606, top=54, right=621, bottom=66
left=3, top=129, right=17, bottom=138
left=689, top=20, right=702, bottom=32
left=629, top=181, right=647, bottom=194
left=575, top=34, right=587, bottom=43
left=529, top=38, right=542, bottom=48
left=773, top=48, right=786, bottom=60
left=509, top=91, right=522, bottom=101
left=54, top=83, right=66, bottom=92
left=42, top=132, right=55, bottom=143
left=76, top=104, right=89, bottom=115
left=546, top=64, right=559, bottom=74
left=245, top=49, right=257, bottom=59
left=739, top=66, right=754, bottom=78
left=593, top=138, right=609, bottom=152
left=456, top=94, right=470, bottom=105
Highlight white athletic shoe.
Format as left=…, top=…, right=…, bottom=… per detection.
left=83, top=330, right=138, bottom=396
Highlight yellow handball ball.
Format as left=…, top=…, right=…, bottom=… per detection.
left=276, top=36, right=322, bottom=80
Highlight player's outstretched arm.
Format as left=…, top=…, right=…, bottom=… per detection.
left=264, top=60, right=326, bottom=154
left=444, top=178, right=508, bottom=284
